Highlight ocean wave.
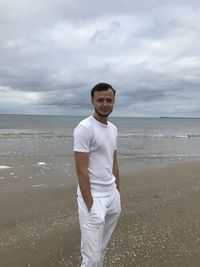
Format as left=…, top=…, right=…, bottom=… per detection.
left=0, top=131, right=200, bottom=139
left=119, top=153, right=200, bottom=160
left=118, top=133, right=200, bottom=139
left=0, top=132, right=73, bottom=139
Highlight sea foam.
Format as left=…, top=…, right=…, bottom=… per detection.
left=0, top=165, right=11, bottom=170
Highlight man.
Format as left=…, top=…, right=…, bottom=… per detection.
left=73, top=83, right=121, bottom=267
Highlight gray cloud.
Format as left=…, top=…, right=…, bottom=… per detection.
left=0, top=0, right=200, bottom=117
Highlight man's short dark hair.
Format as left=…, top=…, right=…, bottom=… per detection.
left=91, top=83, right=116, bottom=99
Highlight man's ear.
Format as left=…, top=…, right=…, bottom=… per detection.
left=91, top=98, right=94, bottom=104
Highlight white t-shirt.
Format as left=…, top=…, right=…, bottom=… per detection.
left=73, top=115, right=118, bottom=197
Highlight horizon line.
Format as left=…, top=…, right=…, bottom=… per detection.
left=0, top=113, right=200, bottom=119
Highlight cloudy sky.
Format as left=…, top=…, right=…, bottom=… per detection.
left=0, top=0, right=200, bottom=117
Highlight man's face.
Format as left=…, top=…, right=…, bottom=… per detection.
left=92, top=89, right=115, bottom=117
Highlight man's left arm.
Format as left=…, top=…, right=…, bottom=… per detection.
left=113, top=150, right=120, bottom=191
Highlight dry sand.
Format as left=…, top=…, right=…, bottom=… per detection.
left=1, top=160, right=200, bottom=266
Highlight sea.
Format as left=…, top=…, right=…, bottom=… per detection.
left=1, top=114, right=200, bottom=172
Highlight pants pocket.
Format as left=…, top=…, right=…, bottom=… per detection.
left=77, top=196, right=89, bottom=215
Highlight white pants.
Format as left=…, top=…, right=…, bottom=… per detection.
left=77, top=188, right=121, bottom=267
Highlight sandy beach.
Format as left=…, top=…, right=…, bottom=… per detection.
left=1, top=159, right=200, bottom=267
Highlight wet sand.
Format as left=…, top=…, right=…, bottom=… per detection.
left=1, top=160, right=200, bottom=266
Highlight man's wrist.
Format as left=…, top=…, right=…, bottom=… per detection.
left=87, top=198, right=93, bottom=211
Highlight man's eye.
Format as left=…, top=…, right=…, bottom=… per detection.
left=97, top=98, right=113, bottom=103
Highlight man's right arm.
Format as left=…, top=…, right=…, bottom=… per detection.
left=74, top=151, right=93, bottom=211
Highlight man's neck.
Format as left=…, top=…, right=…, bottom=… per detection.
left=93, top=113, right=108, bottom=125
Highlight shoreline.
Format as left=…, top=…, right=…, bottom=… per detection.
left=1, top=159, right=200, bottom=266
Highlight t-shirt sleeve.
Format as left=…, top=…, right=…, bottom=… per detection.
left=73, top=125, right=90, bottom=152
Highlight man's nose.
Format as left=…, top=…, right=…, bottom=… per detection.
left=103, top=100, right=108, bottom=106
